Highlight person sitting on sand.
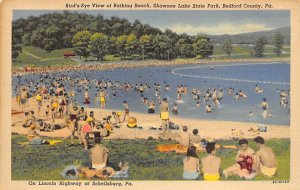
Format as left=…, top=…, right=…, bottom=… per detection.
left=177, top=126, right=190, bottom=147
left=183, top=145, right=200, bottom=180
left=253, top=136, right=277, bottom=177
left=190, top=129, right=202, bottom=151
left=111, top=111, right=121, bottom=124
left=90, top=136, right=109, bottom=170
left=201, top=142, right=221, bottom=181
left=27, top=122, right=48, bottom=145
left=223, top=139, right=255, bottom=179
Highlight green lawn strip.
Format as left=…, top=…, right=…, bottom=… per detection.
left=23, top=46, right=74, bottom=59
left=11, top=134, right=289, bottom=181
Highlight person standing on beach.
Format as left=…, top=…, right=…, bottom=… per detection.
left=160, top=98, right=170, bottom=132
left=253, top=136, right=277, bottom=177
left=20, top=88, right=28, bottom=111
left=122, top=101, right=129, bottom=123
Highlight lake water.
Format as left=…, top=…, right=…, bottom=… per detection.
left=12, top=62, right=290, bottom=125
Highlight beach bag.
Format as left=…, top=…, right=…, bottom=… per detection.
left=83, top=124, right=92, bottom=133
left=160, top=112, right=169, bottom=120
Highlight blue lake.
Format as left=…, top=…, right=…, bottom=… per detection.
left=12, top=62, right=290, bottom=125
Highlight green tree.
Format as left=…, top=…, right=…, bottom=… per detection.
left=222, top=39, right=233, bottom=56
left=12, top=23, right=23, bottom=59
left=272, top=33, right=284, bottom=57
left=116, top=35, right=127, bottom=59
left=193, top=36, right=214, bottom=59
left=89, top=32, right=109, bottom=62
left=72, top=30, right=92, bottom=61
left=253, top=37, right=267, bottom=57
left=125, top=34, right=138, bottom=56
left=176, top=35, right=194, bottom=58
left=139, top=35, right=152, bottom=60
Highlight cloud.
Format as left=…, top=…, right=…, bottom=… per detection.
left=166, top=23, right=273, bottom=35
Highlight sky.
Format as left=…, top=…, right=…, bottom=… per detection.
left=13, top=10, right=290, bottom=35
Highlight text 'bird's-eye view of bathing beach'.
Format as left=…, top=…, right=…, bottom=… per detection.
left=11, top=10, right=290, bottom=181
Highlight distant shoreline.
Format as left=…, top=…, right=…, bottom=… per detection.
left=12, top=57, right=289, bottom=76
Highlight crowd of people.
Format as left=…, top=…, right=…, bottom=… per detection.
left=182, top=135, right=277, bottom=180
left=12, top=66, right=287, bottom=180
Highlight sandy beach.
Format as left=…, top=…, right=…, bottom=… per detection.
left=11, top=96, right=289, bottom=140
left=11, top=57, right=289, bottom=76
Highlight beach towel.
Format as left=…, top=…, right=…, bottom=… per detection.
left=222, top=145, right=238, bottom=150
left=156, top=144, right=179, bottom=152
left=11, top=110, right=23, bottom=115
left=18, top=139, right=62, bottom=146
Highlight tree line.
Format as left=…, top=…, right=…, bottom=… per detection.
left=12, top=11, right=285, bottom=61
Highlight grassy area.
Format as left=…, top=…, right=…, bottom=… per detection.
left=22, top=46, right=74, bottom=59
left=103, top=54, right=121, bottom=62
left=12, top=46, right=78, bottom=68
left=11, top=134, right=290, bottom=181
left=12, top=45, right=289, bottom=69
left=213, top=44, right=290, bottom=56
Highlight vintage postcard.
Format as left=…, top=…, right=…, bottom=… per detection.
left=1, top=0, right=300, bottom=189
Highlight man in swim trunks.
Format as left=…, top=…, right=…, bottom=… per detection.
left=201, top=142, right=221, bottom=180
left=178, top=126, right=190, bottom=147
left=90, top=136, right=109, bottom=170
left=20, top=88, right=28, bottom=111
left=160, top=98, right=170, bottom=132
left=254, top=136, right=277, bottom=177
